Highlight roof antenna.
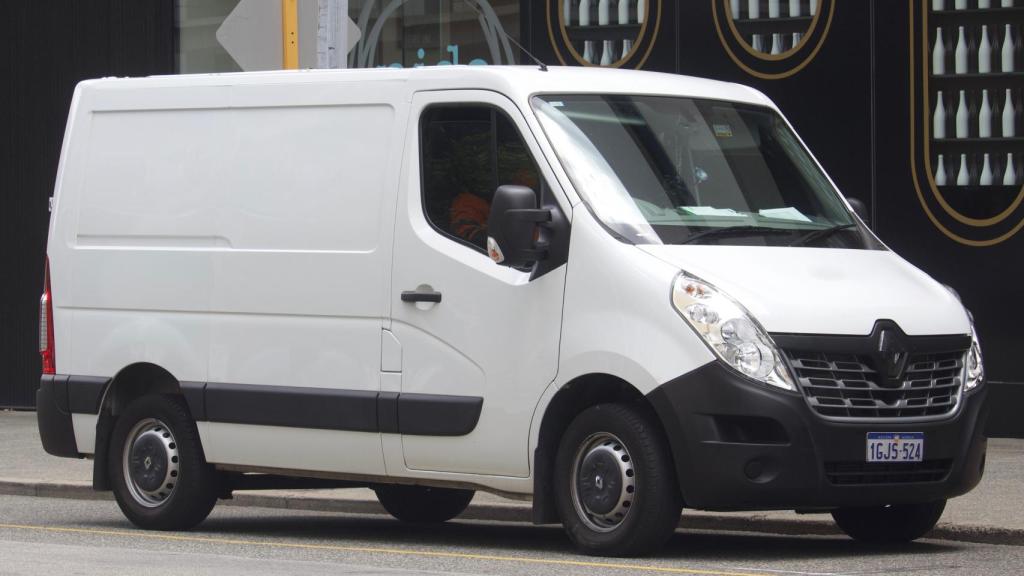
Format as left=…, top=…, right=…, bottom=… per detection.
left=459, top=0, right=548, bottom=71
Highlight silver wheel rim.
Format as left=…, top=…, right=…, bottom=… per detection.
left=570, top=432, right=636, bottom=533
left=122, top=418, right=180, bottom=508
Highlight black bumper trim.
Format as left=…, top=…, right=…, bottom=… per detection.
left=67, top=376, right=109, bottom=415
left=37, top=375, right=81, bottom=458
left=204, top=382, right=380, bottom=432
left=647, top=361, right=988, bottom=511
left=49, top=373, right=483, bottom=437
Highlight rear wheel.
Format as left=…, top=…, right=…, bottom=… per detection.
left=554, top=403, right=682, bottom=557
left=374, top=485, right=475, bottom=523
left=109, top=394, right=218, bottom=530
left=832, top=500, right=946, bottom=543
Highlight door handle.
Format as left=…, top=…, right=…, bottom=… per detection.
left=401, top=290, right=442, bottom=303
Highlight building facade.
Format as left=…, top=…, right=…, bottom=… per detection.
left=2, top=0, right=1021, bottom=436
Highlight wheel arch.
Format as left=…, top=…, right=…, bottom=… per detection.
left=92, top=362, right=190, bottom=491
left=530, top=372, right=678, bottom=524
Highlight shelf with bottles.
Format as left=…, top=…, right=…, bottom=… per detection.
left=561, top=0, right=646, bottom=65
left=932, top=87, right=1020, bottom=139
left=930, top=23, right=1021, bottom=76
left=933, top=151, right=1022, bottom=187
left=727, top=0, right=819, bottom=54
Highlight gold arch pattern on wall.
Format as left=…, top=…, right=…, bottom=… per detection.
left=711, top=0, right=836, bottom=80
left=909, top=0, right=1024, bottom=247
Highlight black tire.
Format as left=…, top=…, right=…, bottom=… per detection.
left=374, top=485, right=475, bottom=523
left=832, top=500, right=946, bottom=543
left=109, top=394, right=218, bottom=530
left=554, top=403, right=682, bottom=557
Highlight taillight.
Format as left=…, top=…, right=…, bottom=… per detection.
left=39, top=258, right=55, bottom=374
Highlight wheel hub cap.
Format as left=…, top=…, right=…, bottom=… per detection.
left=570, top=432, right=636, bottom=532
left=122, top=418, right=180, bottom=508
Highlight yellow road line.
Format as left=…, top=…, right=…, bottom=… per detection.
left=0, top=522, right=771, bottom=576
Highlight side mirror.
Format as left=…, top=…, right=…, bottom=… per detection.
left=847, top=197, right=870, bottom=227
left=487, top=185, right=550, bottom=268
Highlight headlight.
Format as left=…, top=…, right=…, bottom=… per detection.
left=672, top=272, right=796, bottom=391
left=965, top=323, right=984, bottom=391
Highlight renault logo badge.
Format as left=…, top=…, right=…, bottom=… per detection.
left=878, top=329, right=909, bottom=381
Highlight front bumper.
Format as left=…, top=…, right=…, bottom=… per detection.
left=647, top=361, right=988, bottom=511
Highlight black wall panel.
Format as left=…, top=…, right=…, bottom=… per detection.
left=0, top=1, right=174, bottom=408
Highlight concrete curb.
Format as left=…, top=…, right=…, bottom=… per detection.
left=2, top=478, right=1021, bottom=546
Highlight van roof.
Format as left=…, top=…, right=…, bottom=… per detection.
left=79, top=66, right=773, bottom=109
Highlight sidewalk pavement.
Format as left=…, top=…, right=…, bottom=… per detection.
left=3, top=410, right=1022, bottom=545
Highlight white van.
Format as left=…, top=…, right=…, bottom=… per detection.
left=37, top=66, right=987, bottom=556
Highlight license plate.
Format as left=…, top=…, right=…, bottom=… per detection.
left=866, top=432, right=923, bottom=463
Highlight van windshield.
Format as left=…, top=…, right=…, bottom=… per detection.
left=532, top=94, right=877, bottom=248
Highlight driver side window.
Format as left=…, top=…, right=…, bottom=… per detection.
left=420, top=104, right=541, bottom=252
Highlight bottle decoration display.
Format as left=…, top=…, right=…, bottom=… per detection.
left=955, top=26, right=968, bottom=74
left=979, top=89, right=992, bottom=137
left=929, top=4, right=1023, bottom=189
left=934, top=26, right=946, bottom=74
left=957, top=153, right=971, bottom=185
left=730, top=0, right=817, bottom=54
left=936, top=153, right=949, bottom=184
left=979, top=25, right=992, bottom=74
left=1004, top=24, right=1015, bottom=72
left=562, top=0, right=647, bottom=66
left=956, top=89, right=970, bottom=138
left=935, top=90, right=948, bottom=138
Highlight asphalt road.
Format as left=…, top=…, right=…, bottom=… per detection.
left=1, top=495, right=1022, bottom=576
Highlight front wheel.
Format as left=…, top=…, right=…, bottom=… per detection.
left=109, top=394, right=218, bottom=530
left=554, top=403, right=682, bottom=557
left=832, top=500, right=946, bottom=543
left=374, top=485, right=474, bottom=523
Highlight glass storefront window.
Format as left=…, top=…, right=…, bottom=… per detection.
left=176, top=0, right=244, bottom=73
left=349, top=1, right=521, bottom=69
left=175, top=0, right=521, bottom=73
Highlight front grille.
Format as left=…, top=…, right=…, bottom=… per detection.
left=825, top=459, right=953, bottom=485
left=784, top=349, right=965, bottom=419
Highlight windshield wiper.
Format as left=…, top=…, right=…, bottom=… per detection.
left=680, top=226, right=792, bottom=245
left=788, top=223, right=857, bottom=247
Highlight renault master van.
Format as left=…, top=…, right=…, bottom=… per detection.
left=37, top=66, right=987, bottom=556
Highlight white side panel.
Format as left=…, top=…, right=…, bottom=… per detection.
left=201, top=423, right=384, bottom=475
left=60, top=80, right=407, bottom=476
left=208, top=316, right=380, bottom=391
left=70, top=309, right=210, bottom=383
left=72, top=414, right=98, bottom=454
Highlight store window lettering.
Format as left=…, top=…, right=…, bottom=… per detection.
left=379, top=44, right=489, bottom=68
left=350, top=0, right=518, bottom=69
